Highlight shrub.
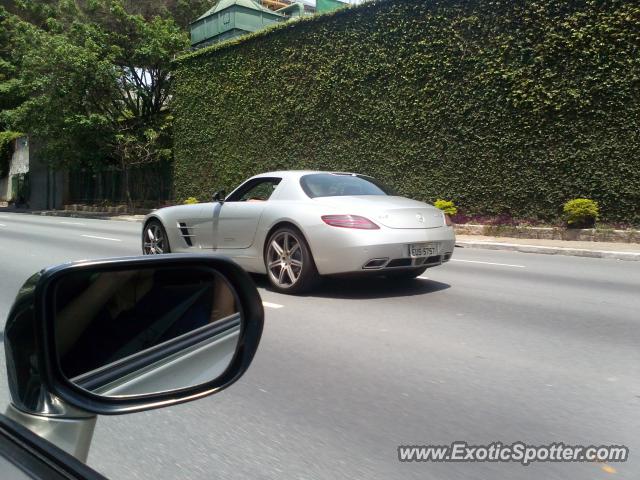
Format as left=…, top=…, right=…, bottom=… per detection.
left=434, top=199, right=458, bottom=216
left=563, top=199, right=599, bottom=228
left=183, top=197, right=199, bottom=205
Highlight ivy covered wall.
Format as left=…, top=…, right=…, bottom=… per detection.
left=173, top=0, right=640, bottom=224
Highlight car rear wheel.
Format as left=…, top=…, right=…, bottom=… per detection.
left=265, top=227, right=318, bottom=294
left=384, top=267, right=428, bottom=280
left=143, top=219, right=171, bottom=255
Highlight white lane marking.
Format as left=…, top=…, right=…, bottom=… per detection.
left=262, top=301, right=284, bottom=309
left=0, top=223, right=6, bottom=227
left=451, top=259, right=525, bottom=268
left=60, top=221, right=85, bottom=226
left=80, top=234, right=122, bottom=242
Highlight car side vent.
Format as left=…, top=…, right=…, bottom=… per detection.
left=178, top=222, right=194, bottom=247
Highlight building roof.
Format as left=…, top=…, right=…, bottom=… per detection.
left=196, top=0, right=278, bottom=21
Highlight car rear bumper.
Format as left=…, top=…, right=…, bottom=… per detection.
left=306, top=224, right=456, bottom=275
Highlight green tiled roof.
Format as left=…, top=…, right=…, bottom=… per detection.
left=196, top=0, right=277, bottom=21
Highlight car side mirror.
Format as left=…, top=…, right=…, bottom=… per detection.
left=4, top=255, right=263, bottom=416
left=213, top=190, right=226, bottom=203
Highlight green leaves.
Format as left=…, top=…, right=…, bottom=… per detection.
left=173, top=0, right=639, bottom=224
left=0, top=130, right=22, bottom=177
left=1, top=0, right=192, bottom=172
left=563, top=198, right=599, bottom=228
left=434, top=200, right=458, bottom=216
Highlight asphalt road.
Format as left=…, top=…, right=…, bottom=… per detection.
left=0, top=213, right=638, bottom=480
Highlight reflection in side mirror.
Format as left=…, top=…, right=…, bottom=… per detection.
left=54, top=266, right=241, bottom=398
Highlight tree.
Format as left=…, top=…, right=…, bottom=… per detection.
left=1, top=0, right=199, bottom=204
left=0, top=7, right=24, bottom=180
left=119, top=0, right=217, bottom=28
left=0, top=8, right=20, bottom=115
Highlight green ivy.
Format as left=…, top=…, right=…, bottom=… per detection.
left=0, top=131, right=22, bottom=178
left=173, top=0, right=640, bottom=225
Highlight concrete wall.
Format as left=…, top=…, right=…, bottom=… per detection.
left=28, top=139, right=67, bottom=210
left=9, top=137, right=29, bottom=176
left=0, top=136, right=68, bottom=208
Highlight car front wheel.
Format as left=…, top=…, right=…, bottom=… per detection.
left=143, top=219, right=171, bottom=255
left=265, top=227, right=318, bottom=294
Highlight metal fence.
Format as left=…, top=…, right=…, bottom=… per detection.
left=68, top=161, right=173, bottom=206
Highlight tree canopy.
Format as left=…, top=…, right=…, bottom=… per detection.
left=0, top=0, right=211, bottom=172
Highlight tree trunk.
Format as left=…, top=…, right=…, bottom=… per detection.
left=123, top=163, right=133, bottom=212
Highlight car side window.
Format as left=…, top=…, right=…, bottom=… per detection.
left=227, top=178, right=282, bottom=202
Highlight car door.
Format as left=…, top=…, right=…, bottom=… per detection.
left=213, top=177, right=281, bottom=249
left=0, top=414, right=106, bottom=480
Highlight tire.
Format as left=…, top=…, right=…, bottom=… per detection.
left=264, top=226, right=319, bottom=294
left=385, top=267, right=428, bottom=280
left=142, top=219, right=171, bottom=255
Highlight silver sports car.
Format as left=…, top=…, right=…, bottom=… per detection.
left=142, top=171, right=455, bottom=293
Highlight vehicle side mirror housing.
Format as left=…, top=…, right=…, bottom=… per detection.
left=4, top=255, right=263, bottom=416
left=213, top=190, right=226, bottom=203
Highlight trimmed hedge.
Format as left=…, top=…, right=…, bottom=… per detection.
left=173, top=0, right=640, bottom=224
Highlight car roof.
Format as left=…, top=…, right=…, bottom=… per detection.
left=231, top=170, right=376, bottom=201
left=251, top=170, right=359, bottom=180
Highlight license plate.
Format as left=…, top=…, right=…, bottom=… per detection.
left=408, top=243, right=439, bottom=258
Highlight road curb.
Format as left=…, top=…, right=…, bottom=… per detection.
left=1, top=207, right=147, bottom=222
left=456, top=241, right=640, bottom=261
left=32, top=211, right=145, bottom=222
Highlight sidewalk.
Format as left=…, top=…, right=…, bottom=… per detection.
left=456, top=235, right=640, bottom=261
left=38, top=210, right=146, bottom=222
left=0, top=207, right=146, bottom=222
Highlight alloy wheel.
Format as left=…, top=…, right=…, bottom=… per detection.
left=266, top=231, right=303, bottom=288
left=143, top=223, right=166, bottom=254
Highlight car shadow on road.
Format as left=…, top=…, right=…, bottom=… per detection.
left=251, top=275, right=450, bottom=300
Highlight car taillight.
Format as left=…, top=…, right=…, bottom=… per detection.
left=444, top=213, right=454, bottom=226
left=321, top=215, right=380, bottom=230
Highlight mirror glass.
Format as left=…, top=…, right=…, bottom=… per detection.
left=53, top=266, right=242, bottom=398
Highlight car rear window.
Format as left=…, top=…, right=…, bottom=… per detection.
left=300, top=173, right=394, bottom=198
